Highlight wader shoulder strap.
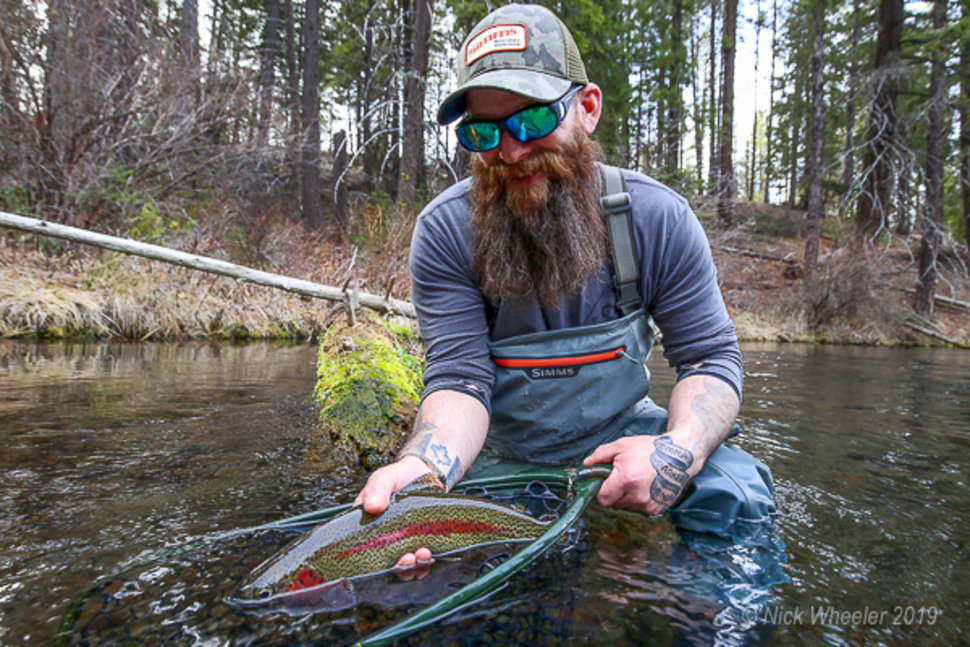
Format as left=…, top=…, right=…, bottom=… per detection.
left=599, top=164, right=641, bottom=316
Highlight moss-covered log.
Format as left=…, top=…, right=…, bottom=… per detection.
left=314, top=315, right=424, bottom=469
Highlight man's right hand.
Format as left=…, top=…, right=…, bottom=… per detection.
left=353, top=455, right=435, bottom=571
left=353, top=454, right=431, bottom=514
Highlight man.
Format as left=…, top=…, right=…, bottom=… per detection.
left=356, top=3, right=775, bottom=570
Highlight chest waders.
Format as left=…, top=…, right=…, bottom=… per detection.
left=475, top=165, right=777, bottom=537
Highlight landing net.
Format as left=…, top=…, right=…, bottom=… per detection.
left=57, top=467, right=606, bottom=646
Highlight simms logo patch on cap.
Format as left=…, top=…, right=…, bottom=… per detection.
left=465, top=23, right=527, bottom=66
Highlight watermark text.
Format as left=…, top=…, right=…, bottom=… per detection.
left=744, top=605, right=942, bottom=626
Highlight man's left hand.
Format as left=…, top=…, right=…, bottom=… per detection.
left=582, top=434, right=697, bottom=516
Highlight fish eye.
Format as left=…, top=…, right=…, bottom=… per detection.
left=256, top=587, right=273, bottom=599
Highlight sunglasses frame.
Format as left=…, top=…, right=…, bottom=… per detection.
left=455, top=85, right=583, bottom=153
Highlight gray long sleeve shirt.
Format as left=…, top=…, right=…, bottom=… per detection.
left=409, top=168, right=742, bottom=414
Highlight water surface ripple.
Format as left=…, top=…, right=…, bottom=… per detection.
left=0, top=341, right=967, bottom=645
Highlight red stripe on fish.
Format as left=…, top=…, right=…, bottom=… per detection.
left=334, top=519, right=511, bottom=561
left=284, top=568, right=327, bottom=592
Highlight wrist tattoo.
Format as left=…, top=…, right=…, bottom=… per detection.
left=648, top=436, right=694, bottom=510
left=404, top=430, right=462, bottom=490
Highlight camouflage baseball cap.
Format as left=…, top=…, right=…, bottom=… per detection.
left=436, top=4, right=588, bottom=126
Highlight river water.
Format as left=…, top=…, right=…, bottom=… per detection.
left=0, top=341, right=967, bottom=645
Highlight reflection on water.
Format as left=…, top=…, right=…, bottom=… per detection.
left=0, top=341, right=361, bottom=645
left=1, top=341, right=968, bottom=645
left=740, top=344, right=970, bottom=646
left=571, top=343, right=970, bottom=646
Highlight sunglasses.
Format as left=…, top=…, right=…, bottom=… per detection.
left=456, top=85, right=583, bottom=152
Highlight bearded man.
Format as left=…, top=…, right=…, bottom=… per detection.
left=356, top=3, right=776, bottom=570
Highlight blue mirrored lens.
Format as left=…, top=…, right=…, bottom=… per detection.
left=506, top=105, right=560, bottom=142
left=455, top=85, right=581, bottom=152
left=457, top=122, right=500, bottom=151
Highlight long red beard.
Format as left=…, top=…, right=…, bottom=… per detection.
left=470, top=124, right=606, bottom=307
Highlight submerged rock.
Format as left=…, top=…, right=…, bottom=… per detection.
left=313, top=316, right=423, bottom=469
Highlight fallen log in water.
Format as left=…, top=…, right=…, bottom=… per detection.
left=902, top=321, right=970, bottom=348
left=0, top=211, right=415, bottom=319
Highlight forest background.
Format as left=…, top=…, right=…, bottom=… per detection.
left=1, top=0, right=969, bottom=346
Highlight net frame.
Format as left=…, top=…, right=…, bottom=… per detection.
left=56, top=466, right=609, bottom=646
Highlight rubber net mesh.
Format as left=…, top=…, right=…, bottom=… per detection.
left=61, top=479, right=588, bottom=646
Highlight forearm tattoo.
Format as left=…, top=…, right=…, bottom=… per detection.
left=689, top=376, right=739, bottom=444
left=402, top=415, right=462, bottom=490
left=648, top=436, right=694, bottom=510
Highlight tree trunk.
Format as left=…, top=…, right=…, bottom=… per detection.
left=804, top=4, right=826, bottom=285
left=361, top=0, right=378, bottom=192
left=747, top=0, right=762, bottom=202
left=398, top=0, right=432, bottom=207
left=663, top=0, right=684, bottom=174
left=707, top=0, right=719, bottom=193
left=257, top=0, right=281, bottom=148
left=180, top=0, right=199, bottom=70
left=763, top=0, right=777, bottom=203
left=113, top=0, right=142, bottom=111
left=300, top=0, right=322, bottom=227
left=45, top=0, right=72, bottom=166
left=690, top=21, right=704, bottom=185
left=841, top=0, right=861, bottom=208
left=895, top=167, right=911, bottom=235
left=206, top=0, right=222, bottom=83
left=283, top=0, right=300, bottom=137
left=787, top=72, right=804, bottom=208
left=656, top=64, right=668, bottom=171
left=855, top=0, right=903, bottom=244
left=914, top=0, right=947, bottom=317
left=716, top=0, right=737, bottom=226
left=332, top=130, right=349, bottom=235
left=0, top=28, right=16, bottom=122
left=961, top=0, right=970, bottom=254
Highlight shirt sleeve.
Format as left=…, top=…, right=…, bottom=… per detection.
left=633, top=179, right=744, bottom=400
left=408, top=188, right=496, bottom=412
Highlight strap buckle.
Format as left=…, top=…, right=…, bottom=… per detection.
left=601, top=191, right=632, bottom=214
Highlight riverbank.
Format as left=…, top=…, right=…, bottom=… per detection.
left=0, top=215, right=411, bottom=341
left=2, top=202, right=968, bottom=347
left=701, top=201, right=970, bottom=348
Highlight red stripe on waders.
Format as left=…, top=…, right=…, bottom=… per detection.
left=493, top=347, right=624, bottom=368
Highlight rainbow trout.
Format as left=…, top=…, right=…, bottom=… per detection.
left=234, top=477, right=551, bottom=604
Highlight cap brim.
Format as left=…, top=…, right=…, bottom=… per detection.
left=436, top=69, right=574, bottom=125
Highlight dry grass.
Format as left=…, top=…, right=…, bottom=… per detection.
left=708, top=202, right=970, bottom=347
left=0, top=212, right=414, bottom=341
left=3, top=200, right=969, bottom=347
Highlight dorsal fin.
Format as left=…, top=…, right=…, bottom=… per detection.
left=399, top=470, right=446, bottom=494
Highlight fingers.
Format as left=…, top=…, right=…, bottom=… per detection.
left=353, top=456, right=432, bottom=515
left=598, top=471, right=656, bottom=514
left=353, top=469, right=396, bottom=514
left=582, top=439, right=624, bottom=466
left=393, top=547, right=435, bottom=581
left=595, top=470, right=646, bottom=511
left=585, top=436, right=667, bottom=516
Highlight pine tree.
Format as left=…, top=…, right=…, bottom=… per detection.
left=914, top=0, right=948, bottom=316
left=855, top=0, right=903, bottom=243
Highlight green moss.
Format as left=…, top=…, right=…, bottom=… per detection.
left=376, top=316, right=418, bottom=343
left=314, top=318, right=424, bottom=468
